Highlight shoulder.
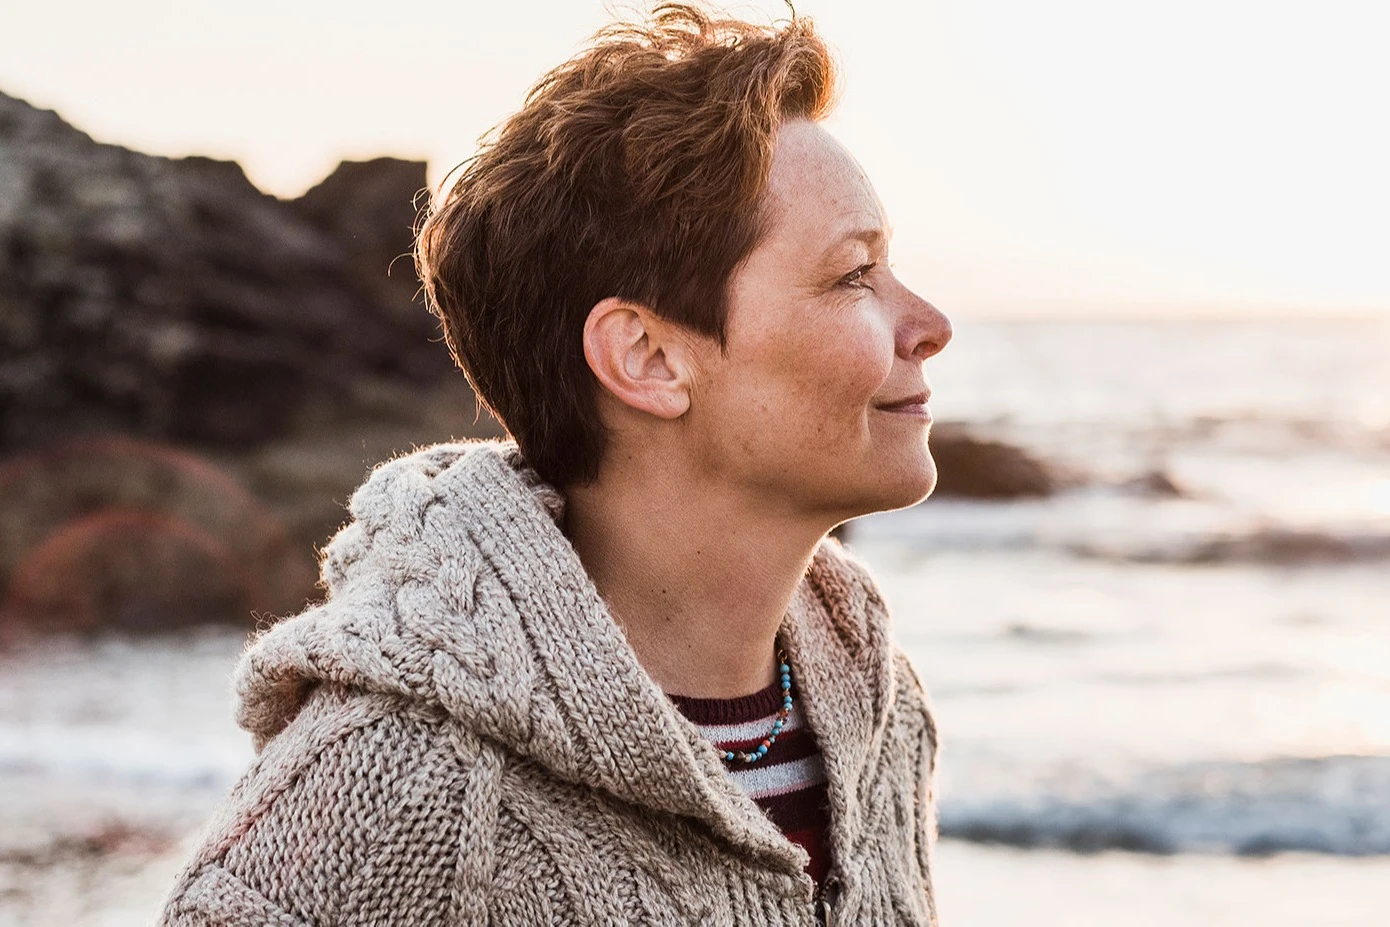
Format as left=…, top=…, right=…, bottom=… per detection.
left=890, top=644, right=939, bottom=764
left=159, top=684, right=498, bottom=926
left=812, top=539, right=939, bottom=755
left=808, top=535, right=889, bottom=611
left=804, top=537, right=938, bottom=759
left=803, top=535, right=893, bottom=658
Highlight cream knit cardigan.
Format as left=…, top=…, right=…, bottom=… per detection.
left=156, top=440, right=941, bottom=926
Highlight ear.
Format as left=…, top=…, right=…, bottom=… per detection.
left=582, top=297, right=693, bottom=419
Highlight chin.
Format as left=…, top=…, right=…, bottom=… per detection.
left=835, top=452, right=938, bottom=520
left=883, top=457, right=939, bottom=511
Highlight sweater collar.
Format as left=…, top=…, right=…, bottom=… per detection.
left=234, top=440, right=896, bottom=872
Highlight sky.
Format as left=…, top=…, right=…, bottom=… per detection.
left=2, top=0, right=1387, bottom=318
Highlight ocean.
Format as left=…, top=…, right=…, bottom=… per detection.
left=2, top=316, right=1388, bottom=924
left=866, top=316, right=1390, bottom=923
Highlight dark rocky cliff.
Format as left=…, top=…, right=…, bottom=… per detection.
left=0, top=90, right=503, bottom=634
left=0, top=90, right=456, bottom=453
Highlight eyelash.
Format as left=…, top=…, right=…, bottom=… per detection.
left=842, top=262, right=878, bottom=290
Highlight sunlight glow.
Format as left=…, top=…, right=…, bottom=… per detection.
left=1, top=0, right=1386, bottom=317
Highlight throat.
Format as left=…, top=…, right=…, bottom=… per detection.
left=559, top=463, right=826, bottom=699
left=616, top=608, right=782, bottom=699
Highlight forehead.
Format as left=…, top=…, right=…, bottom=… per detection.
left=760, top=120, right=887, bottom=251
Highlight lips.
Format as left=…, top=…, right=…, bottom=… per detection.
left=874, top=391, right=931, bottom=412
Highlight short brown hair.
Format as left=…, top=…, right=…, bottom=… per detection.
left=415, top=3, right=838, bottom=488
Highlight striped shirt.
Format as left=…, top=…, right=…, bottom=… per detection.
left=669, top=680, right=833, bottom=886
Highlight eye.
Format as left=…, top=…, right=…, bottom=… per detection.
left=841, top=262, right=878, bottom=291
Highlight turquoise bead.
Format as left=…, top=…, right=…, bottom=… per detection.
left=720, top=654, right=795, bottom=764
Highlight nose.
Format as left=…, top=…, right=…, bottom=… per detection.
left=895, top=285, right=952, bottom=361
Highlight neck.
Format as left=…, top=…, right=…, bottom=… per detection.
left=563, top=454, right=827, bottom=699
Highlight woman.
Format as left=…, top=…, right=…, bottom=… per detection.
left=158, top=4, right=952, bottom=925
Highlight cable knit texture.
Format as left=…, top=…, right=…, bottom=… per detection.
left=156, top=439, right=941, bottom=926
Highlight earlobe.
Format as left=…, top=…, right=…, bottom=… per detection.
left=583, top=297, right=691, bottom=419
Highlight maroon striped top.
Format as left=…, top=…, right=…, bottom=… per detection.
left=669, top=680, right=833, bottom=887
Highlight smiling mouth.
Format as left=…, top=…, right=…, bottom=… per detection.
left=873, top=392, right=931, bottom=414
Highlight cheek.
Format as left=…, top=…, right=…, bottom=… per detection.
left=794, top=314, right=894, bottom=411
left=832, top=328, right=893, bottom=405
left=766, top=315, right=894, bottom=443
left=703, top=303, right=894, bottom=454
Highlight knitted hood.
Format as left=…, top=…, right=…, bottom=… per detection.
left=233, top=440, right=900, bottom=866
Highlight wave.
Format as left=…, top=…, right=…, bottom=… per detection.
left=939, top=754, right=1390, bottom=857
left=1072, top=528, right=1390, bottom=566
left=0, top=722, right=249, bottom=789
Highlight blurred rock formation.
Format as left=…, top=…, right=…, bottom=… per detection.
left=0, top=90, right=456, bottom=453
left=0, top=90, right=502, bottom=636
left=928, top=424, right=1062, bottom=499
left=0, top=436, right=311, bottom=635
left=289, top=157, right=428, bottom=318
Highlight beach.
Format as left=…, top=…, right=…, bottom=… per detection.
left=3, top=317, right=1388, bottom=924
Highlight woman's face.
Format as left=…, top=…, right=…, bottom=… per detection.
left=688, top=119, right=953, bottom=524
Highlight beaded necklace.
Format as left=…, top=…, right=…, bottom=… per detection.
left=721, top=649, right=793, bottom=764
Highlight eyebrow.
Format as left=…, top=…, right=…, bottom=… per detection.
left=819, top=224, right=893, bottom=262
